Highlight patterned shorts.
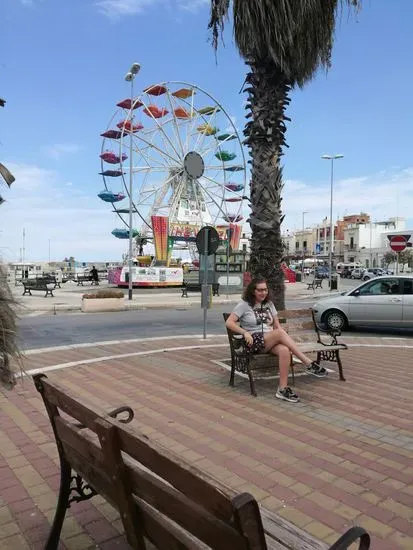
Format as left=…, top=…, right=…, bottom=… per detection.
left=246, top=332, right=265, bottom=354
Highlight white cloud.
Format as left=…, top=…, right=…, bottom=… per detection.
left=282, top=167, right=413, bottom=232
left=177, top=0, right=209, bottom=13
left=42, top=143, right=81, bottom=160
left=0, top=162, right=128, bottom=262
left=21, top=0, right=34, bottom=6
left=95, top=0, right=208, bottom=19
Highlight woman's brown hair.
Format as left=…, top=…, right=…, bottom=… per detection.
left=242, top=278, right=273, bottom=307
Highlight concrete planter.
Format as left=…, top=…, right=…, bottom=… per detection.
left=81, top=297, right=125, bottom=313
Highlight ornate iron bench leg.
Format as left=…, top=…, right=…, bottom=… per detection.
left=336, top=351, right=346, bottom=381
left=246, top=360, right=257, bottom=397
left=45, top=459, right=72, bottom=550
left=229, top=354, right=236, bottom=387
left=317, top=350, right=346, bottom=381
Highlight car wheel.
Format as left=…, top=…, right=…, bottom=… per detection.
left=363, top=276, right=369, bottom=281
left=323, top=309, right=347, bottom=331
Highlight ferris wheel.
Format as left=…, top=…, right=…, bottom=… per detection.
left=99, top=81, right=247, bottom=257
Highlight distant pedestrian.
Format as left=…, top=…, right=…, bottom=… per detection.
left=90, top=266, right=99, bottom=285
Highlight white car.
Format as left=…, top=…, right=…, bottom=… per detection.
left=312, top=276, right=413, bottom=330
left=361, top=268, right=386, bottom=281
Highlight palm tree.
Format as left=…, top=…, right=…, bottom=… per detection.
left=209, top=0, right=360, bottom=309
left=0, top=264, right=22, bottom=391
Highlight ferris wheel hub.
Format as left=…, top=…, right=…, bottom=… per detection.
left=183, top=151, right=205, bottom=179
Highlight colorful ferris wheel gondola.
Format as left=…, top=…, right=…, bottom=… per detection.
left=98, top=190, right=125, bottom=203
left=100, top=151, right=128, bottom=164
left=111, top=228, right=140, bottom=239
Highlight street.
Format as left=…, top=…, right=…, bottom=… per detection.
left=18, top=281, right=413, bottom=349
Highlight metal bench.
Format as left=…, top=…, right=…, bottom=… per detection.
left=33, top=373, right=370, bottom=550
left=75, top=275, right=91, bottom=286
left=181, top=282, right=220, bottom=298
left=224, top=308, right=347, bottom=397
left=307, top=278, right=323, bottom=290
left=22, top=279, right=54, bottom=298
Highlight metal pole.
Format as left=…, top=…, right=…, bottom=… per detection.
left=301, top=212, right=307, bottom=275
left=203, top=228, right=209, bottom=339
left=128, top=78, right=134, bottom=301
left=226, top=227, right=230, bottom=299
left=329, top=160, right=334, bottom=290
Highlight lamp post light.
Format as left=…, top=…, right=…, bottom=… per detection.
left=321, top=154, right=344, bottom=289
left=125, top=62, right=141, bottom=301
left=302, top=211, right=308, bottom=275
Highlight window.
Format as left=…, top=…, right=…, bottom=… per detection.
left=359, top=278, right=400, bottom=296
left=403, top=280, right=413, bottom=295
left=303, top=240, right=307, bottom=250
left=242, top=244, right=247, bottom=252
left=295, top=242, right=299, bottom=249
left=350, top=237, right=354, bottom=249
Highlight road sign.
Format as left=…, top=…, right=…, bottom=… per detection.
left=389, top=235, right=407, bottom=253
left=196, top=226, right=220, bottom=256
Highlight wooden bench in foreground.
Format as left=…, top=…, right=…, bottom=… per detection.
left=33, top=374, right=370, bottom=550
left=224, top=308, right=347, bottom=396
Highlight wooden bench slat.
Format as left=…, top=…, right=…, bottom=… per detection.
left=116, top=422, right=235, bottom=521
left=123, top=458, right=247, bottom=549
left=261, top=508, right=328, bottom=550
left=134, top=495, right=212, bottom=550
left=41, top=378, right=107, bottom=430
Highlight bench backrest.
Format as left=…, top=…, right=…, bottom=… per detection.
left=33, top=374, right=268, bottom=550
left=277, top=308, right=323, bottom=343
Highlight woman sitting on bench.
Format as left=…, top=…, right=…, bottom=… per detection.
left=225, top=278, right=327, bottom=403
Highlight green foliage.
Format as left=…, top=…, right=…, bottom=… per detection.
left=83, top=289, right=124, bottom=299
left=383, top=251, right=396, bottom=266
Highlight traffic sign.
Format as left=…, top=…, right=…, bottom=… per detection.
left=196, top=226, right=220, bottom=256
left=389, top=235, right=407, bottom=253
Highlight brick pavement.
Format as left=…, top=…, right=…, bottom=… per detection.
left=1, top=335, right=413, bottom=549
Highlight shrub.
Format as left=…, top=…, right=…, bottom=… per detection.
left=82, top=289, right=124, bottom=300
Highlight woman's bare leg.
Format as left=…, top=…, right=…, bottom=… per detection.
left=264, top=329, right=313, bottom=366
left=269, top=344, right=291, bottom=388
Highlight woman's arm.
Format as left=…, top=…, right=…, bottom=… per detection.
left=225, top=313, right=253, bottom=344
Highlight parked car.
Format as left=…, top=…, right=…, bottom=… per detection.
left=350, top=268, right=364, bottom=279
left=315, top=267, right=329, bottom=279
left=341, top=267, right=353, bottom=278
left=312, top=276, right=413, bottom=330
left=361, top=268, right=386, bottom=281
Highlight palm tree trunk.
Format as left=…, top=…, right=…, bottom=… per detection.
left=244, top=62, right=291, bottom=310
left=0, top=265, right=22, bottom=391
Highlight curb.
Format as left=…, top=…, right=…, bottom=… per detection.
left=18, top=297, right=240, bottom=315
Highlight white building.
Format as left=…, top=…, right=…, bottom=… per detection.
left=344, top=217, right=409, bottom=267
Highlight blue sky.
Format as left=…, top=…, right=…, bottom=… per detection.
left=1, top=0, right=412, bottom=262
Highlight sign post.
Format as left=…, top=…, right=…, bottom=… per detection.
left=196, top=226, right=220, bottom=339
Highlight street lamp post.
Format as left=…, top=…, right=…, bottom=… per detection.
left=302, top=211, right=308, bottom=275
left=321, top=154, right=344, bottom=289
left=124, top=62, right=141, bottom=301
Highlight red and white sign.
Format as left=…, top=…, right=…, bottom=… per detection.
left=389, top=235, right=407, bottom=253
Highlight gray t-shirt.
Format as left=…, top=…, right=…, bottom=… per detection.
left=232, top=300, right=278, bottom=334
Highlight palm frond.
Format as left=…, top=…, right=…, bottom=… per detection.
left=210, top=0, right=361, bottom=85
